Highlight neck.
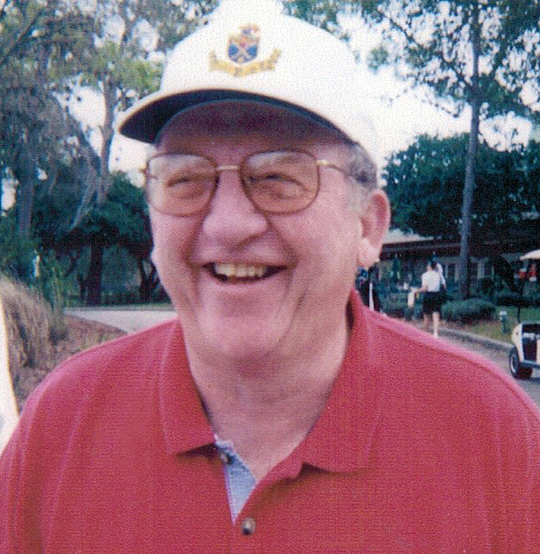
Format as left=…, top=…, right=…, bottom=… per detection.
left=186, top=317, right=349, bottom=481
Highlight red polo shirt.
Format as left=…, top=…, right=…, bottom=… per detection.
left=2, top=295, right=540, bottom=552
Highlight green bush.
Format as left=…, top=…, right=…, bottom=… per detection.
left=478, top=277, right=495, bottom=300
left=525, top=291, right=540, bottom=307
left=381, top=291, right=415, bottom=319
left=382, top=299, right=408, bottom=318
left=36, top=256, right=67, bottom=341
left=442, top=298, right=496, bottom=323
left=494, top=290, right=529, bottom=307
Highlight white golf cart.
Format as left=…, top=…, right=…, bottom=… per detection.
left=509, top=249, right=540, bottom=380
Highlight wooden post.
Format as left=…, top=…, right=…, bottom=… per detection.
left=0, top=296, right=19, bottom=453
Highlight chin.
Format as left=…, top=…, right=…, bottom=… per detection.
left=204, top=321, right=284, bottom=363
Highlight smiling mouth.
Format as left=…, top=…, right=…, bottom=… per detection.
left=206, top=263, right=285, bottom=283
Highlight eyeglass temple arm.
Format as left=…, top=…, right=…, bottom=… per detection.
left=316, top=159, right=331, bottom=167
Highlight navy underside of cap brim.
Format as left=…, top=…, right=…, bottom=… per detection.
left=118, top=90, right=346, bottom=144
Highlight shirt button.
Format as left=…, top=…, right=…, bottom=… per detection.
left=241, top=517, right=256, bottom=536
left=218, top=450, right=232, bottom=464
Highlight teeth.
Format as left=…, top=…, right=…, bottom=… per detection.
left=214, top=263, right=269, bottom=279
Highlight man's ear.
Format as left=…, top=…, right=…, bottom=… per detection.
left=356, top=189, right=391, bottom=268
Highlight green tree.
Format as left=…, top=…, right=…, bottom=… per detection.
left=0, top=0, right=220, bottom=305
left=71, top=0, right=220, bottom=221
left=0, top=0, right=93, bottom=236
left=384, top=133, right=540, bottom=242
left=34, top=171, right=152, bottom=306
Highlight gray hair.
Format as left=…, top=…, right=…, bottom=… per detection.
left=347, top=143, right=378, bottom=192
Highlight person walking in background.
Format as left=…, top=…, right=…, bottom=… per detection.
left=420, top=260, right=445, bottom=337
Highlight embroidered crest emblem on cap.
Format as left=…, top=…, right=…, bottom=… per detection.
left=228, top=24, right=259, bottom=64
left=209, top=23, right=281, bottom=78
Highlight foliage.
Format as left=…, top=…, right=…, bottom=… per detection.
left=32, top=161, right=88, bottom=248
left=494, top=290, right=540, bottom=308
left=29, top=168, right=151, bottom=305
left=70, top=0, right=220, bottom=217
left=72, top=173, right=149, bottom=247
left=442, top=298, right=496, bottom=323
left=380, top=291, right=409, bottom=318
left=0, top=214, right=39, bottom=282
left=36, top=255, right=68, bottom=341
left=283, top=0, right=348, bottom=35
left=0, top=0, right=94, bottom=235
left=359, top=0, right=540, bottom=118
left=384, top=134, right=540, bottom=239
left=63, top=173, right=151, bottom=305
left=0, top=0, right=221, bottom=305
left=382, top=298, right=408, bottom=318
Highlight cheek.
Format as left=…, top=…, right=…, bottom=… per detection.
left=290, top=212, right=360, bottom=277
left=149, top=213, right=197, bottom=272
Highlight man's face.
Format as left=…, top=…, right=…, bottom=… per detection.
left=149, top=101, right=386, bottom=363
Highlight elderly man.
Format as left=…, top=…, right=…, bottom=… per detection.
left=2, top=1, right=540, bottom=552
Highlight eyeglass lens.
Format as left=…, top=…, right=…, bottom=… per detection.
left=145, top=151, right=319, bottom=215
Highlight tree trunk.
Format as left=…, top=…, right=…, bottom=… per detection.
left=14, top=132, right=38, bottom=238
left=85, top=241, right=104, bottom=306
left=138, top=259, right=160, bottom=303
left=97, top=78, right=115, bottom=203
left=80, top=81, right=116, bottom=306
left=458, top=3, right=481, bottom=299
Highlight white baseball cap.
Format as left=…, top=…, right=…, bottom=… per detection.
left=117, top=0, right=378, bottom=161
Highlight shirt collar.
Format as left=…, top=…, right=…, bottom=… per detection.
left=298, top=293, right=387, bottom=472
left=159, top=321, right=215, bottom=456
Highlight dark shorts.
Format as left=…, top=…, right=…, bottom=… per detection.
left=423, top=291, right=442, bottom=315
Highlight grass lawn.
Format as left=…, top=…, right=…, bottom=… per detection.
left=446, top=306, right=540, bottom=344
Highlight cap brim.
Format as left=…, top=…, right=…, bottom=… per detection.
left=118, top=89, right=347, bottom=144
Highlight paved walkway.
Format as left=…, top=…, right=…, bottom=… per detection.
left=437, top=326, right=540, bottom=409
left=438, top=326, right=511, bottom=370
left=67, top=308, right=177, bottom=334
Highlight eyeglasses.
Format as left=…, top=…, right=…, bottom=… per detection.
left=143, top=150, right=353, bottom=216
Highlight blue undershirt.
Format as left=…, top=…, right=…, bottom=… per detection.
left=214, top=437, right=257, bottom=521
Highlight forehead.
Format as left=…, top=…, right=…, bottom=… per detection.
left=154, top=101, right=350, bottom=152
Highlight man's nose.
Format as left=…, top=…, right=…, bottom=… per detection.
left=201, top=168, right=269, bottom=244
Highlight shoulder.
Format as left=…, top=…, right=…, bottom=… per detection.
left=364, top=311, right=540, bottom=429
